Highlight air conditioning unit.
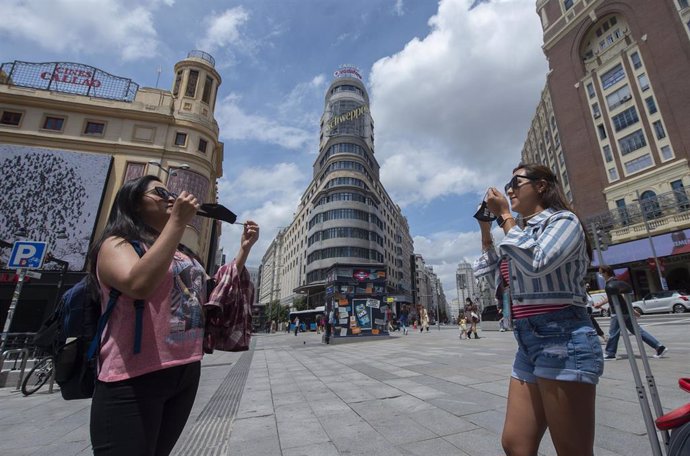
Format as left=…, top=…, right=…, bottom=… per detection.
left=622, top=95, right=631, bottom=101
left=594, top=112, right=601, bottom=118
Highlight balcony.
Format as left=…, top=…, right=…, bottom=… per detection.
left=587, top=188, right=690, bottom=243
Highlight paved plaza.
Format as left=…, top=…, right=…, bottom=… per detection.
left=1, top=315, right=689, bottom=456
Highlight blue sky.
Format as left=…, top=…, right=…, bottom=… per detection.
left=1, top=0, right=549, bottom=295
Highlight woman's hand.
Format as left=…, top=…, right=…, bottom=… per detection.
left=241, top=221, right=260, bottom=251
left=235, top=221, right=259, bottom=272
left=485, top=187, right=510, bottom=217
left=170, top=191, right=200, bottom=227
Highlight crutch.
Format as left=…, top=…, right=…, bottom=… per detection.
left=606, top=280, right=670, bottom=455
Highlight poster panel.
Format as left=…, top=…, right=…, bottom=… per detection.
left=0, top=145, right=112, bottom=271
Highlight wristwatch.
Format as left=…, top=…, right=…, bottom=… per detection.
left=496, top=214, right=513, bottom=228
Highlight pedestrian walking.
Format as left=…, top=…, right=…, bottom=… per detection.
left=473, top=163, right=603, bottom=456
left=420, top=307, right=430, bottom=332
left=597, top=265, right=668, bottom=360
left=464, top=298, right=480, bottom=339
left=88, top=175, right=259, bottom=455
left=399, top=306, right=409, bottom=335
left=585, top=284, right=607, bottom=344
left=293, top=316, right=300, bottom=336
left=458, top=317, right=468, bottom=339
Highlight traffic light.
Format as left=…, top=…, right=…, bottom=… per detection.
left=594, top=227, right=611, bottom=251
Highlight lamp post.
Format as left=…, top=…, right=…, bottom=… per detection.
left=148, top=160, right=191, bottom=177
left=45, top=253, right=69, bottom=312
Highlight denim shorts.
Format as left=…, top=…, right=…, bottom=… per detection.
left=512, top=306, right=603, bottom=385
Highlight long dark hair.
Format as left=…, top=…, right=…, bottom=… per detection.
left=87, top=175, right=162, bottom=288
left=513, top=163, right=593, bottom=260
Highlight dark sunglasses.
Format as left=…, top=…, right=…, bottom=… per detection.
left=504, top=175, right=541, bottom=194
left=146, top=187, right=178, bottom=200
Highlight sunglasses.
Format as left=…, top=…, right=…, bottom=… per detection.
left=146, top=187, right=178, bottom=200
left=504, top=175, right=541, bottom=194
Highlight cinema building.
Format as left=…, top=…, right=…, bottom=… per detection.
left=0, top=51, right=224, bottom=342
left=523, top=0, right=690, bottom=297
left=259, top=67, right=415, bottom=334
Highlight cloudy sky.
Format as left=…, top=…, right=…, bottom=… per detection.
left=1, top=0, right=549, bottom=297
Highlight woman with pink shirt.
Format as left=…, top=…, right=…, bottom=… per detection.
left=88, top=175, right=259, bottom=455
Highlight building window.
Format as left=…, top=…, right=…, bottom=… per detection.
left=554, top=133, right=560, bottom=147
left=586, top=82, right=596, bottom=99
left=645, top=96, right=658, bottom=114
left=630, top=52, right=642, bottom=69
left=564, top=0, right=574, bottom=10
left=601, top=64, right=625, bottom=90
left=671, top=179, right=689, bottom=211
left=42, top=116, right=65, bottom=131
left=198, top=138, right=208, bottom=153
left=616, top=198, right=630, bottom=225
left=0, top=111, right=22, bottom=126
left=544, top=131, right=551, bottom=144
left=638, top=73, right=650, bottom=91
left=185, top=70, right=199, bottom=98
left=608, top=168, right=619, bottom=180
left=640, top=190, right=662, bottom=219
left=612, top=106, right=639, bottom=132
left=173, top=70, right=183, bottom=96
left=606, top=85, right=631, bottom=110
left=201, top=76, right=213, bottom=104
left=592, top=103, right=601, bottom=118
left=603, top=145, right=613, bottom=163
left=624, top=153, right=652, bottom=174
left=653, top=121, right=666, bottom=139
left=661, top=145, right=674, bottom=160
left=618, top=129, right=646, bottom=155
left=597, top=124, right=607, bottom=140
left=680, top=0, right=689, bottom=8
left=83, top=121, right=105, bottom=136
left=174, top=132, right=187, bottom=146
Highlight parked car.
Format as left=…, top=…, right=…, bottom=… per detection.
left=588, top=290, right=610, bottom=317
left=480, top=305, right=500, bottom=321
left=631, top=290, right=690, bottom=314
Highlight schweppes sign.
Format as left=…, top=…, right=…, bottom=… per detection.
left=328, top=104, right=369, bottom=130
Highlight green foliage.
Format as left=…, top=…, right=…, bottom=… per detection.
left=292, top=295, right=309, bottom=311
left=266, top=300, right=289, bottom=323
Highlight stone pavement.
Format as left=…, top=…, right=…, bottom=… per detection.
left=1, top=316, right=689, bottom=455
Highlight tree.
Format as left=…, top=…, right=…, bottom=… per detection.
left=266, top=300, right=288, bottom=323
left=292, top=296, right=309, bottom=311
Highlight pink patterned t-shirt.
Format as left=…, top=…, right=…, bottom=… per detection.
left=97, top=250, right=206, bottom=382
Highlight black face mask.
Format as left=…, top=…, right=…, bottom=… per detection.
left=473, top=200, right=496, bottom=222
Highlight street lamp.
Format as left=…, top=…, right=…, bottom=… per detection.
left=148, top=160, right=191, bottom=176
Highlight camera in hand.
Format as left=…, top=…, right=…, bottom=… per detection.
left=473, top=200, right=496, bottom=222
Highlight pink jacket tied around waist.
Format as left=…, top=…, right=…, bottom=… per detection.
left=203, top=261, right=255, bottom=353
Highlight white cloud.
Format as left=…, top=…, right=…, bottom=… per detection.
left=393, top=0, right=405, bottom=16
left=413, top=226, right=505, bottom=299
left=370, top=0, right=548, bottom=206
left=0, top=0, right=165, bottom=61
left=277, top=74, right=328, bottom=130
left=215, top=93, right=314, bottom=151
left=216, top=163, right=306, bottom=266
left=197, top=7, right=250, bottom=54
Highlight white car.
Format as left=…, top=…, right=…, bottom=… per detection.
left=588, top=291, right=610, bottom=317
left=631, top=290, right=690, bottom=315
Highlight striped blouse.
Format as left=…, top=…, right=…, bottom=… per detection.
left=474, top=208, right=590, bottom=314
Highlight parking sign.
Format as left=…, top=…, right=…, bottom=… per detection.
left=7, top=241, right=48, bottom=269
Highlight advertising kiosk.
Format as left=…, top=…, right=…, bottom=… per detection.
left=324, top=264, right=391, bottom=341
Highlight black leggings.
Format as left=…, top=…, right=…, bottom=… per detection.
left=90, top=361, right=201, bottom=456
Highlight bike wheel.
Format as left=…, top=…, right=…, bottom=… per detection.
left=21, top=357, right=53, bottom=396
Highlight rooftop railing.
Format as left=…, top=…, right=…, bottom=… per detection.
left=187, top=50, right=215, bottom=67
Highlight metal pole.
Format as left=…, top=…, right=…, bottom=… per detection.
left=589, top=222, right=605, bottom=268
left=1, top=268, right=26, bottom=353
left=635, top=191, right=667, bottom=290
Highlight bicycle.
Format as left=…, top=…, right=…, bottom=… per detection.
left=21, top=354, right=55, bottom=396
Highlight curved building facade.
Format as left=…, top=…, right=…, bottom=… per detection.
left=260, top=68, right=414, bottom=308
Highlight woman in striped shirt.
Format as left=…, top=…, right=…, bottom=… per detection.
left=474, top=163, right=603, bottom=456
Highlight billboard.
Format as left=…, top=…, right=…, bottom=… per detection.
left=0, top=145, right=112, bottom=271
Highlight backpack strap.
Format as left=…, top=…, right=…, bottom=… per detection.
left=86, top=240, right=147, bottom=361
left=129, top=241, right=146, bottom=355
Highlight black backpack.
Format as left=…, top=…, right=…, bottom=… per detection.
left=49, top=241, right=145, bottom=400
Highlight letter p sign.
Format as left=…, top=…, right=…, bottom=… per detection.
left=8, top=241, right=48, bottom=269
